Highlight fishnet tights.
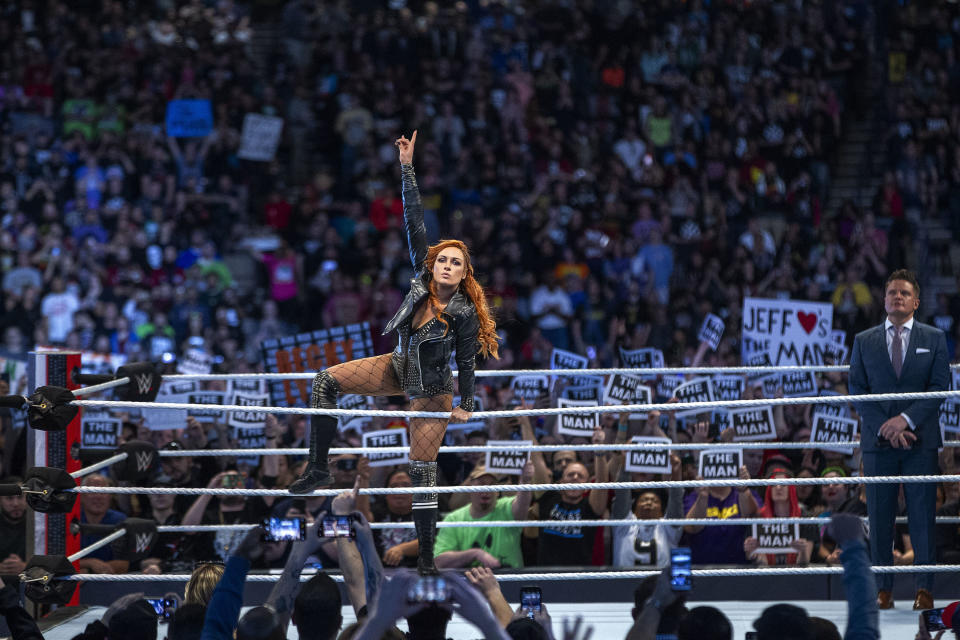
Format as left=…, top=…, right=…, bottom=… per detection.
left=325, top=353, right=451, bottom=461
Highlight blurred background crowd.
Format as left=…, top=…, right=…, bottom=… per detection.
left=0, top=0, right=959, bottom=575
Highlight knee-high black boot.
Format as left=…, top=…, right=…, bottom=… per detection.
left=289, top=372, right=340, bottom=494
left=409, top=460, right=439, bottom=575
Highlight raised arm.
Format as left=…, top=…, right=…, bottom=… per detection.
left=396, top=131, right=428, bottom=271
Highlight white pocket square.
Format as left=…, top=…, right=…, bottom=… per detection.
left=916, top=348, right=930, bottom=354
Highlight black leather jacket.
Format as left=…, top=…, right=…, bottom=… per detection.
left=383, top=164, right=479, bottom=411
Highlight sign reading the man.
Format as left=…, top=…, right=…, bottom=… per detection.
left=556, top=398, right=599, bottom=437
left=752, top=522, right=800, bottom=554
left=698, top=449, right=742, bottom=481
left=82, top=417, right=121, bottom=449
left=187, top=392, right=227, bottom=423
left=674, top=377, right=715, bottom=418
left=339, top=394, right=373, bottom=432
left=560, top=382, right=602, bottom=402
left=511, top=375, right=549, bottom=402
left=550, top=348, right=590, bottom=388
left=484, top=440, right=531, bottom=476
left=229, top=379, right=265, bottom=395
left=810, top=414, right=859, bottom=454
left=362, top=429, right=409, bottom=467
left=729, top=406, right=776, bottom=442
left=780, top=371, right=818, bottom=397
left=698, top=313, right=725, bottom=351
left=812, top=390, right=850, bottom=419
left=619, top=347, right=664, bottom=370
left=228, top=393, right=269, bottom=430
left=711, top=375, right=745, bottom=402
left=605, top=374, right=652, bottom=420
left=624, top=437, right=672, bottom=474
left=940, top=400, right=960, bottom=434
left=657, top=374, right=684, bottom=400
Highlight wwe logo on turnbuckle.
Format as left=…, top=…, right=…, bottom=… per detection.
left=134, top=374, right=153, bottom=396
left=135, top=451, right=154, bottom=473
left=134, top=532, right=153, bottom=555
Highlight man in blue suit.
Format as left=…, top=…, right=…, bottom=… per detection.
left=848, top=269, right=949, bottom=611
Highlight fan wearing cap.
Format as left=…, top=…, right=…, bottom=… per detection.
left=743, top=466, right=816, bottom=566
left=433, top=462, right=534, bottom=569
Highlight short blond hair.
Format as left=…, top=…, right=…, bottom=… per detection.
left=184, top=563, right=224, bottom=606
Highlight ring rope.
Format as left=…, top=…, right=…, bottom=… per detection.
left=147, top=441, right=960, bottom=459
left=71, top=453, right=130, bottom=479
left=153, top=515, right=960, bottom=532
left=150, top=441, right=960, bottom=458
left=70, top=388, right=960, bottom=418
left=68, top=530, right=126, bottom=563
left=160, top=363, right=960, bottom=382
left=67, top=474, right=960, bottom=497
left=72, top=378, right=131, bottom=397
left=56, top=564, right=960, bottom=582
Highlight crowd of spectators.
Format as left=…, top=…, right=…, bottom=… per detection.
left=0, top=0, right=957, bottom=602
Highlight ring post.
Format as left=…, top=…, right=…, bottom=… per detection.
left=27, top=351, right=83, bottom=606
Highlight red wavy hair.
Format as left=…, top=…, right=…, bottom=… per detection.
left=425, top=239, right=499, bottom=359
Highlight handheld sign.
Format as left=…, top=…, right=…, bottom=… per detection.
left=711, top=375, right=745, bottom=402
left=780, top=371, right=817, bottom=398
left=712, top=410, right=731, bottom=434
left=229, top=379, right=265, bottom=395
left=741, top=297, right=834, bottom=366
left=760, top=374, right=780, bottom=399
left=511, top=375, right=549, bottom=402
left=940, top=400, right=960, bottom=434
left=656, top=374, right=684, bottom=400
left=752, top=522, right=800, bottom=554
left=604, top=373, right=645, bottom=404
left=698, top=313, right=725, bottom=351
left=831, top=329, right=847, bottom=346
left=82, top=416, right=121, bottom=449
left=551, top=348, right=590, bottom=389
left=952, top=371, right=960, bottom=391
left=550, top=348, right=588, bottom=372
left=228, top=393, right=269, bottom=430
left=810, top=414, right=859, bottom=454
left=812, top=390, right=850, bottom=420
left=484, top=440, right=531, bottom=476
left=822, top=341, right=848, bottom=366
left=165, top=99, right=213, bottom=138
left=187, top=391, right=226, bottom=423
left=624, top=437, right=672, bottom=474
left=237, top=113, right=284, bottom=162
left=339, top=394, right=373, bottom=432
left=177, top=348, right=213, bottom=375
left=728, top=406, right=776, bottom=442
left=604, top=373, right=651, bottom=420
left=561, top=382, right=602, bottom=402
left=698, top=449, right=742, bottom=481
left=556, top=398, right=599, bottom=437
left=673, top=377, right=715, bottom=418
left=619, top=347, right=664, bottom=369
left=362, top=429, right=409, bottom=467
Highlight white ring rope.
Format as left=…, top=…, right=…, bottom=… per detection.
left=160, top=363, right=960, bottom=382
left=147, top=441, right=960, bottom=458
left=72, top=378, right=131, bottom=397
left=151, top=516, right=960, bottom=532
left=56, top=564, right=960, bottom=582
left=70, top=388, right=960, bottom=418
left=68, top=530, right=126, bottom=563
left=71, top=453, right=130, bottom=479
left=69, top=474, right=960, bottom=497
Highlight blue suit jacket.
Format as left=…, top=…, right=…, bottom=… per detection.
left=848, top=321, right=949, bottom=452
